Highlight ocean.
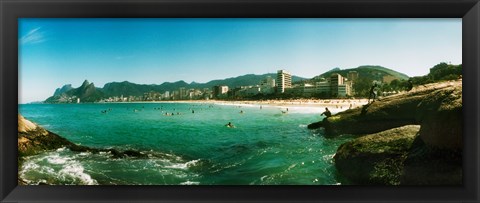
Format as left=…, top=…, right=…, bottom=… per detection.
left=19, top=102, right=354, bottom=185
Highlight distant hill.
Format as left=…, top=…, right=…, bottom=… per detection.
left=317, top=65, right=409, bottom=82
left=45, top=80, right=105, bottom=103
left=45, top=73, right=306, bottom=103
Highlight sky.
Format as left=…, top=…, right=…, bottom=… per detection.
left=19, top=18, right=462, bottom=103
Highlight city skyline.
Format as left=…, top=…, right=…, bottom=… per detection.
left=19, top=18, right=462, bottom=103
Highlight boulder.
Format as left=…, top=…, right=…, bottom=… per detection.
left=334, top=125, right=420, bottom=185
left=400, top=137, right=462, bottom=185
left=18, top=115, right=73, bottom=156
left=18, top=114, right=148, bottom=158
left=310, top=80, right=462, bottom=151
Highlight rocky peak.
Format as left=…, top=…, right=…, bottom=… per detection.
left=81, top=80, right=90, bottom=88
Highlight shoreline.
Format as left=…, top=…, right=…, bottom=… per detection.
left=100, top=99, right=368, bottom=111
left=26, top=99, right=370, bottom=112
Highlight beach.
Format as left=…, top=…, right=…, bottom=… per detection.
left=114, top=99, right=369, bottom=114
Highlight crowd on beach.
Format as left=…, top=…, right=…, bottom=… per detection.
left=212, top=99, right=369, bottom=110
left=99, top=99, right=369, bottom=129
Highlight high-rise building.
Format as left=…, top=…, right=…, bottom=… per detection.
left=260, top=76, right=276, bottom=94
left=213, top=85, right=229, bottom=98
left=179, top=87, right=187, bottom=100
left=276, top=70, right=292, bottom=93
left=330, top=74, right=344, bottom=97
left=347, top=71, right=359, bottom=82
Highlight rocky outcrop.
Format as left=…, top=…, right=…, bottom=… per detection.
left=18, top=114, right=147, bottom=158
left=334, top=125, right=420, bottom=185
left=321, top=80, right=463, bottom=185
left=400, top=137, right=462, bottom=185
left=18, top=114, right=74, bottom=156
left=311, top=80, right=462, bottom=150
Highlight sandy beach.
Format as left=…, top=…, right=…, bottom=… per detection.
left=129, top=99, right=369, bottom=114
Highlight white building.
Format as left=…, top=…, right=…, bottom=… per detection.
left=276, top=69, right=292, bottom=93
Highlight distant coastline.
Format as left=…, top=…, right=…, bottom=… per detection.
left=27, top=99, right=369, bottom=112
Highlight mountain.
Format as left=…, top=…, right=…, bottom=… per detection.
left=45, top=74, right=307, bottom=103
left=45, top=80, right=104, bottom=103
left=53, top=84, right=73, bottom=96
left=317, top=65, right=409, bottom=82
left=192, top=73, right=305, bottom=90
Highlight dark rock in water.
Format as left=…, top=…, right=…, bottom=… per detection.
left=334, top=125, right=420, bottom=185
left=18, top=114, right=148, bottom=159
left=307, top=120, right=323, bottom=129
left=400, top=137, right=462, bottom=185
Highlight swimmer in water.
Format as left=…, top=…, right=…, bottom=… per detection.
left=225, top=122, right=235, bottom=128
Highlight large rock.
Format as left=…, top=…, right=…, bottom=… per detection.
left=18, top=114, right=73, bottom=156
left=310, top=80, right=462, bottom=150
left=18, top=114, right=147, bottom=158
left=400, top=137, right=462, bottom=185
left=415, top=82, right=462, bottom=149
left=329, top=80, right=463, bottom=185
left=334, top=125, right=420, bottom=185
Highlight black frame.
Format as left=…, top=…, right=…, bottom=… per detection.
left=1, top=0, right=479, bottom=202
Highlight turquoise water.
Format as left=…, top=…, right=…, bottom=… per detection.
left=19, top=102, right=354, bottom=185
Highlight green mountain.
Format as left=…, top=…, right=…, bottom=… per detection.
left=53, top=84, right=73, bottom=96
left=45, top=74, right=306, bottom=103
left=317, top=65, right=409, bottom=82
left=45, top=80, right=104, bottom=103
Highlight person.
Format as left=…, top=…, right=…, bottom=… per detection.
left=225, top=122, right=235, bottom=128
left=368, top=83, right=378, bottom=103
left=320, top=107, right=332, bottom=118
left=406, top=79, right=413, bottom=91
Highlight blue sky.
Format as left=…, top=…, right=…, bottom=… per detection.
left=19, top=18, right=461, bottom=103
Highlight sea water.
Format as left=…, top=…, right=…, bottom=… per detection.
left=19, top=102, right=354, bottom=185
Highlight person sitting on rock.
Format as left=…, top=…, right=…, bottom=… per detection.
left=321, top=107, right=332, bottom=118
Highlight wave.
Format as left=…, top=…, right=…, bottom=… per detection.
left=20, top=151, right=98, bottom=185
left=162, top=159, right=200, bottom=170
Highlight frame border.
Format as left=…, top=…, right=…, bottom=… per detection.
left=1, top=0, right=479, bottom=202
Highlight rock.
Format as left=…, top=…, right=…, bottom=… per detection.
left=18, top=115, right=73, bottom=156
left=334, top=125, right=420, bottom=185
left=18, top=115, right=37, bottom=132
left=18, top=114, right=148, bottom=158
left=415, top=82, right=462, bottom=149
left=310, top=80, right=462, bottom=151
left=400, top=137, right=462, bottom=185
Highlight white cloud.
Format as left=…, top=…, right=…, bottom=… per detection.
left=20, top=27, right=46, bottom=45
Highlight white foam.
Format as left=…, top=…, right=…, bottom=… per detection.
left=59, top=162, right=98, bottom=185
left=21, top=151, right=98, bottom=185
left=47, top=153, right=72, bottom=165
left=164, top=159, right=200, bottom=170
left=180, top=181, right=200, bottom=185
